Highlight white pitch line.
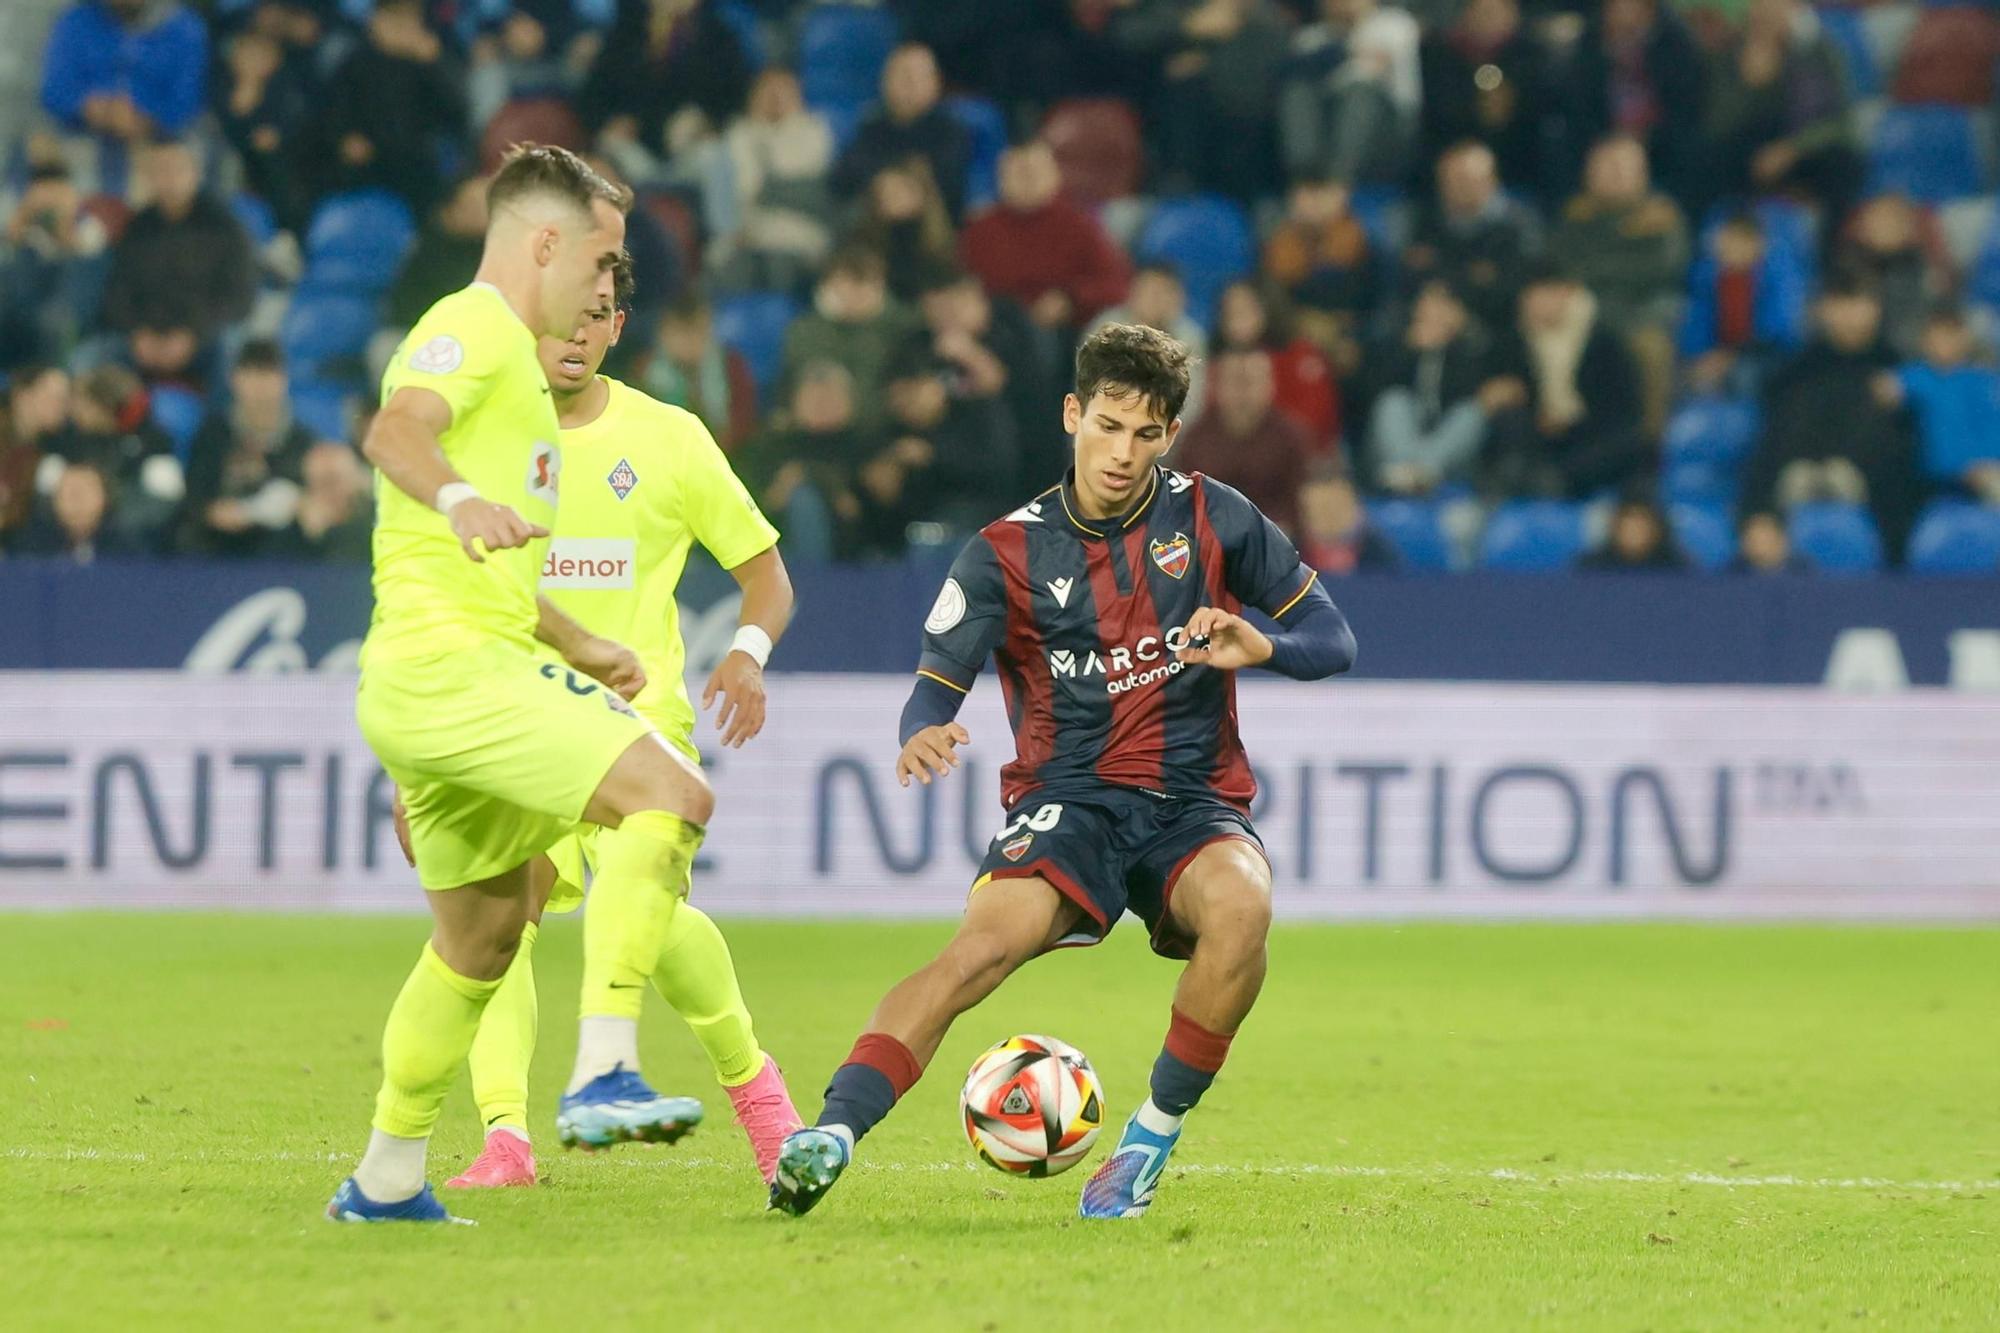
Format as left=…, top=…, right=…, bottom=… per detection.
left=5, top=1147, right=1993, bottom=1194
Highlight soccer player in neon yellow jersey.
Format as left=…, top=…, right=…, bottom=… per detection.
left=441, top=256, right=804, bottom=1190
left=328, top=145, right=717, bottom=1226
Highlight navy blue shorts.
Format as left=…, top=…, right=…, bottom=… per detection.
left=972, top=785, right=1266, bottom=960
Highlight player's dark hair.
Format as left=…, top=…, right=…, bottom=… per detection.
left=609, top=249, right=636, bottom=310
left=234, top=339, right=284, bottom=373
left=1074, top=323, right=1193, bottom=425
left=487, top=142, right=631, bottom=220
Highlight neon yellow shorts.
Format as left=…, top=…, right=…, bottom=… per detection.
left=357, top=641, right=655, bottom=890
left=539, top=727, right=699, bottom=914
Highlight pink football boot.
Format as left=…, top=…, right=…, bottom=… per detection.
left=727, top=1056, right=804, bottom=1185
left=444, top=1130, right=538, bottom=1189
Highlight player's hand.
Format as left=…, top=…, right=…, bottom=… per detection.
left=1177, top=607, right=1272, bottom=671
left=449, top=498, right=549, bottom=563
left=568, top=635, right=647, bottom=700
left=702, top=651, right=767, bottom=748
left=390, top=787, right=415, bottom=869
left=897, top=723, right=970, bottom=788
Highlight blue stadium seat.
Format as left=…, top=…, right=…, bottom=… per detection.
left=291, top=382, right=353, bottom=443
left=1867, top=104, right=1987, bottom=203
left=799, top=5, right=899, bottom=120
left=1135, top=194, right=1255, bottom=330
left=1818, top=5, right=1881, bottom=99
left=229, top=192, right=276, bottom=250
left=1348, top=184, right=1406, bottom=254
left=303, top=190, right=417, bottom=294
left=714, top=292, right=801, bottom=398
left=1788, top=502, right=1885, bottom=573
left=1479, top=500, right=1586, bottom=572
left=1906, top=500, right=2000, bottom=573
left=1663, top=457, right=1740, bottom=509
left=282, top=289, right=381, bottom=377
left=716, top=0, right=768, bottom=70
left=947, top=95, right=1009, bottom=211
left=148, top=385, right=205, bottom=462
left=1367, top=498, right=1451, bottom=572
left=1664, top=396, right=1759, bottom=465
left=1669, top=502, right=1735, bottom=572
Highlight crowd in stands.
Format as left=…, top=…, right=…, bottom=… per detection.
left=3, top=0, right=2000, bottom=575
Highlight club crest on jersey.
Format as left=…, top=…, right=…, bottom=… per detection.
left=1151, top=532, right=1192, bottom=580
left=1001, top=832, right=1034, bottom=862
left=607, top=457, right=638, bottom=500
left=526, top=440, right=560, bottom=504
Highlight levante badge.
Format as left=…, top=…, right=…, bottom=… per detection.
left=1151, top=532, right=1191, bottom=580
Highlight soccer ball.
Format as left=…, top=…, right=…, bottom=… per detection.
left=959, top=1034, right=1106, bottom=1177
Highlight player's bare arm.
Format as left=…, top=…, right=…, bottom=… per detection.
left=1175, top=607, right=1273, bottom=671
left=896, top=722, right=970, bottom=788
left=534, top=593, right=647, bottom=700
left=702, top=545, right=794, bottom=748
left=363, top=385, right=550, bottom=563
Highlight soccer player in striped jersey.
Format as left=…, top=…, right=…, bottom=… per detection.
left=770, top=323, right=1357, bottom=1220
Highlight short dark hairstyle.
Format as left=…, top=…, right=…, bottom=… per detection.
left=234, top=338, right=284, bottom=374
left=487, top=142, right=631, bottom=220
left=1520, top=256, right=1577, bottom=290
left=1074, top=323, right=1193, bottom=424
left=1819, top=267, right=1880, bottom=303
left=824, top=244, right=887, bottom=283
left=609, top=249, right=636, bottom=310
left=1133, top=261, right=1184, bottom=286
left=1924, top=302, right=1970, bottom=330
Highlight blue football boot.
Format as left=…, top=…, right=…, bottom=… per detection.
left=556, top=1064, right=703, bottom=1150
left=1078, top=1111, right=1180, bottom=1219
left=767, top=1127, right=850, bottom=1215
left=325, top=1177, right=472, bottom=1225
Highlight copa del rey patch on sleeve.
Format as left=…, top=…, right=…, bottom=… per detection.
left=407, top=334, right=464, bottom=375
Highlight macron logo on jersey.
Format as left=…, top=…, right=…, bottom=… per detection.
left=1006, top=501, right=1045, bottom=523
left=1046, top=577, right=1074, bottom=608
left=541, top=538, right=634, bottom=589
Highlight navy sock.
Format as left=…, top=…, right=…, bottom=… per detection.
left=1147, top=1008, right=1234, bottom=1117
left=815, top=1032, right=923, bottom=1144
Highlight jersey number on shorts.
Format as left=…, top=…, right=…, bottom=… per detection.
left=995, top=802, right=1065, bottom=843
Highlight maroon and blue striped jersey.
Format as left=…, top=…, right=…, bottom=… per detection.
left=915, top=466, right=1322, bottom=811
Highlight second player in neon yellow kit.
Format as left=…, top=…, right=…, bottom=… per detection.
left=442, top=256, right=805, bottom=1189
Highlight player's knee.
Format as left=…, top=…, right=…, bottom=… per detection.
left=1191, top=866, right=1273, bottom=959
left=437, top=915, right=525, bottom=981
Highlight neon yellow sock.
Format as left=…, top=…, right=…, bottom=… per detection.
left=373, top=941, right=505, bottom=1139
left=651, top=904, right=763, bottom=1087
left=467, top=919, right=538, bottom=1135
left=580, top=810, right=704, bottom=1021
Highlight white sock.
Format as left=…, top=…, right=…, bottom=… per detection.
left=821, top=1123, right=856, bottom=1153
left=567, top=1015, right=640, bottom=1093
left=488, top=1124, right=530, bottom=1145
left=352, top=1128, right=427, bottom=1203
left=1134, top=1097, right=1186, bottom=1137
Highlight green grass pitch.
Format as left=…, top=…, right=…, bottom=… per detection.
left=5, top=915, right=1997, bottom=1331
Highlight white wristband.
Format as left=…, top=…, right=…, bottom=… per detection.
left=730, top=625, right=773, bottom=669
left=434, top=482, right=480, bottom=514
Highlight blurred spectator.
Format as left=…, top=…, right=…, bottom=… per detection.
left=389, top=173, right=489, bottom=330
left=1740, top=272, right=1919, bottom=559
left=1279, top=0, right=1421, bottom=186
left=1418, top=0, right=1556, bottom=196
left=583, top=0, right=750, bottom=166
left=1115, top=0, right=1290, bottom=202
left=642, top=291, right=758, bottom=451
left=39, top=0, right=209, bottom=181
left=174, top=340, right=311, bottom=558
left=1579, top=493, right=1688, bottom=571
left=744, top=360, right=876, bottom=562
left=1213, top=280, right=1341, bottom=455
left=99, top=139, right=254, bottom=371
left=779, top=247, right=922, bottom=433
left=832, top=43, right=971, bottom=223
left=916, top=265, right=1059, bottom=481
left=1681, top=210, right=1806, bottom=397
left=1296, top=467, right=1400, bottom=573
left=882, top=342, right=1019, bottom=535
left=1701, top=0, right=1860, bottom=242
left=1554, top=134, right=1688, bottom=436
left=1262, top=175, right=1376, bottom=331
left=314, top=0, right=467, bottom=216
left=272, top=440, right=373, bottom=563
left=1482, top=260, right=1649, bottom=499
left=0, top=365, right=71, bottom=549
left=1730, top=510, right=1807, bottom=574
left=1835, top=197, right=1946, bottom=362
left=467, top=6, right=591, bottom=131
left=216, top=26, right=313, bottom=233
left=960, top=141, right=1132, bottom=332
left=1885, top=308, right=2000, bottom=506
left=710, top=67, right=834, bottom=294
left=850, top=158, right=958, bottom=303
left=1362, top=279, right=1490, bottom=494
left=51, top=363, right=180, bottom=547
left=0, top=162, right=113, bottom=369
left=1404, top=140, right=1542, bottom=331
left=1173, top=348, right=1314, bottom=533
left=1096, top=264, right=1209, bottom=423
left=1572, top=0, right=1708, bottom=215
left=16, top=460, right=131, bottom=563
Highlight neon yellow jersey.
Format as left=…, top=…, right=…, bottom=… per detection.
left=361, top=284, right=562, bottom=667
left=542, top=377, right=779, bottom=746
